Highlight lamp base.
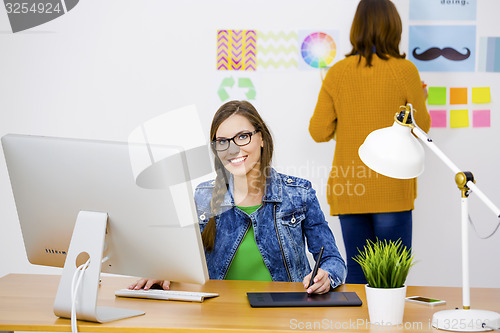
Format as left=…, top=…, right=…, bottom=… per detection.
left=432, top=309, right=500, bottom=332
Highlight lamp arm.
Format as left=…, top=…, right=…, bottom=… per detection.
left=412, top=126, right=500, bottom=218
left=411, top=127, right=461, bottom=174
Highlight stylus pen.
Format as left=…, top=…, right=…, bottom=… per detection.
left=308, top=246, right=324, bottom=289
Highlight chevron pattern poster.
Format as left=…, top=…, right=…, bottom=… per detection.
left=257, top=31, right=298, bottom=70
left=217, top=30, right=257, bottom=71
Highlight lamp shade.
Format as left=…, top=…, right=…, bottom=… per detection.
left=358, top=121, right=425, bottom=179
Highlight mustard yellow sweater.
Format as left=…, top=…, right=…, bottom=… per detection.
left=309, top=55, right=431, bottom=216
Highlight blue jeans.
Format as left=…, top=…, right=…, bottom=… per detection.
left=339, top=211, right=412, bottom=284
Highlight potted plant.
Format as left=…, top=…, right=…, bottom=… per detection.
left=353, top=239, right=415, bottom=326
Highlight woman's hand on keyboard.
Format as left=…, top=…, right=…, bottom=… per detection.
left=128, top=278, right=171, bottom=290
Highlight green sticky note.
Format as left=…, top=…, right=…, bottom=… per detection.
left=450, top=109, right=469, bottom=128
left=471, top=87, right=491, bottom=103
left=428, top=87, right=447, bottom=105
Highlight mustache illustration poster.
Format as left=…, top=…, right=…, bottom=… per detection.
left=413, top=47, right=471, bottom=61
left=409, top=25, right=476, bottom=72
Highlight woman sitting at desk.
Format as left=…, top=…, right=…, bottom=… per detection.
left=130, top=100, right=346, bottom=294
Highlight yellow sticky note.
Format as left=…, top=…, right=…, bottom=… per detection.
left=472, top=87, right=491, bottom=103
left=450, top=109, right=469, bottom=128
left=450, top=88, right=467, bottom=105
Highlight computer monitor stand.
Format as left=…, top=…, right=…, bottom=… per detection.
left=53, top=211, right=145, bottom=323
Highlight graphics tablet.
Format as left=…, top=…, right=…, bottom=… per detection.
left=247, top=291, right=362, bottom=308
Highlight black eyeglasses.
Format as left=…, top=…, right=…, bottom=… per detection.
left=211, top=130, right=259, bottom=152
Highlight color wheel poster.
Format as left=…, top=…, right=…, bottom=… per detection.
left=298, top=30, right=340, bottom=70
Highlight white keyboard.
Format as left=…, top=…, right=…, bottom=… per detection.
left=115, top=288, right=219, bottom=303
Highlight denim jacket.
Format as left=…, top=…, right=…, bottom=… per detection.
left=194, top=168, right=346, bottom=288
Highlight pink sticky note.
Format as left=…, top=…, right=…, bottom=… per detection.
left=472, top=110, right=491, bottom=128
left=429, top=110, right=447, bottom=128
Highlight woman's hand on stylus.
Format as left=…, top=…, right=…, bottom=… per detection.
left=303, top=268, right=330, bottom=294
left=128, top=278, right=171, bottom=290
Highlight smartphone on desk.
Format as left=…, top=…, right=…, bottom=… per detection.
left=406, top=296, right=446, bottom=306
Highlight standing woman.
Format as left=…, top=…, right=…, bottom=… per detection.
left=196, top=100, right=346, bottom=294
left=309, top=0, right=431, bottom=284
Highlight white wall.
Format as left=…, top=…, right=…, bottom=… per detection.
left=1, top=0, right=499, bottom=288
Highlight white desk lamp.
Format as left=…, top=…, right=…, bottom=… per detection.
left=358, top=104, right=500, bottom=332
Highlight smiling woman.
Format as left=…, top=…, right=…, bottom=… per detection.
left=193, top=100, right=347, bottom=293
left=212, top=121, right=263, bottom=181
left=129, top=100, right=346, bottom=294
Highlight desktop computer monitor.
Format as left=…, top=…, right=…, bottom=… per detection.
left=2, top=133, right=210, bottom=323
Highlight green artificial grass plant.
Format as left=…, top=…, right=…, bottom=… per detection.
left=353, top=239, right=415, bottom=289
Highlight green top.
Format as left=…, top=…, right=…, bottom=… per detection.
left=224, top=205, right=272, bottom=281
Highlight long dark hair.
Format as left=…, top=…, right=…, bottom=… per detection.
left=202, top=100, right=274, bottom=252
left=346, top=0, right=405, bottom=67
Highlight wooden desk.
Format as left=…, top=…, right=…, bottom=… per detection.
left=0, top=274, right=499, bottom=332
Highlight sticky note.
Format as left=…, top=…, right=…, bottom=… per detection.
left=428, top=87, right=447, bottom=105
left=472, top=110, right=491, bottom=128
left=429, top=110, right=447, bottom=128
left=450, top=88, right=467, bottom=105
left=471, top=87, right=491, bottom=103
left=450, top=109, right=469, bottom=128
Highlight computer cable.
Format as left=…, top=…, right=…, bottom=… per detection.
left=469, top=214, right=500, bottom=239
left=482, top=322, right=500, bottom=332
left=71, top=258, right=91, bottom=333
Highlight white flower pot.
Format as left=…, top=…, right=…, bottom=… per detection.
left=365, top=284, right=407, bottom=326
